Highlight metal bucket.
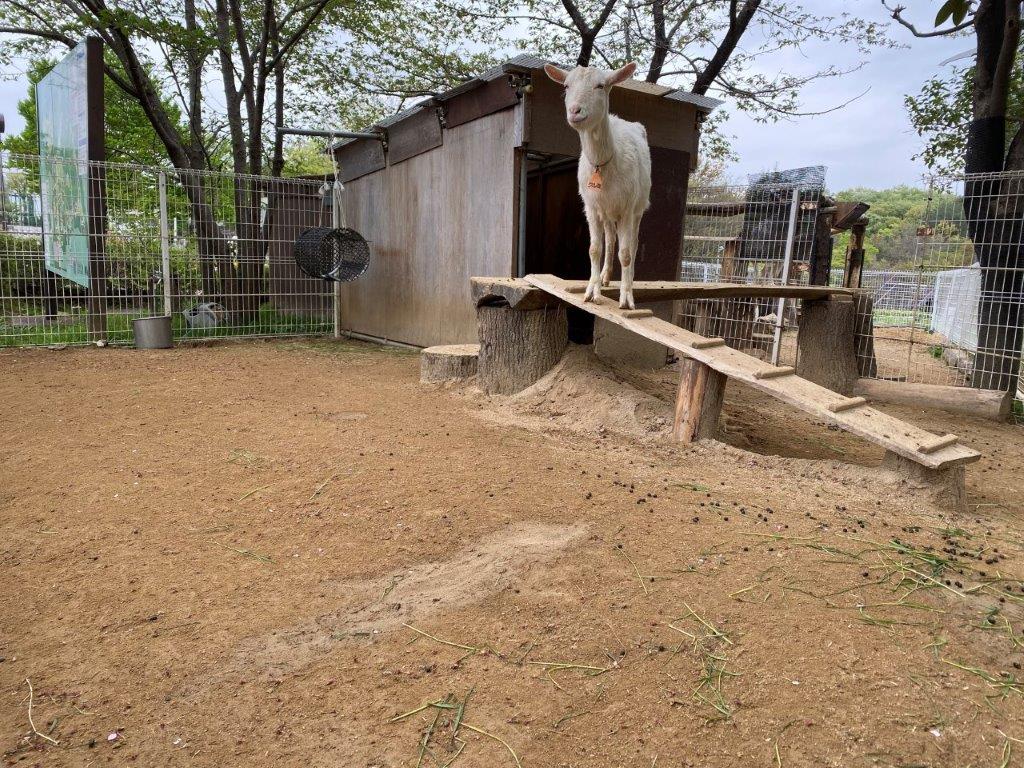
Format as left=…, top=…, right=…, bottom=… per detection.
left=132, top=316, right=173, bottom=349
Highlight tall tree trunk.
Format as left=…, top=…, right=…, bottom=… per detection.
left=645, top=0, right=668, bottom=82
left=183, top=0, right=220, bottom=299
left=964, top=0, right=1023, bottom=391
left=215, top=0, right=263, bottom=322
left=577, top=32, right=596, bottom=65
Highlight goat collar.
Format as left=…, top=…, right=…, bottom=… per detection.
left=584, top=150, right=613, bottom=171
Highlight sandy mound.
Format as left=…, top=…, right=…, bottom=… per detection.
left=472, top=344, right=674, bottom=440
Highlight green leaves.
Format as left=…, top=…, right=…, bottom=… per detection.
left=905, top=52, right=1024, bottom=176
left=935, top=0, right=971, bottom=27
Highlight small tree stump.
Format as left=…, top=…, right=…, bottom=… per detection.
left=420, top=344, right=479, bottom=383
left=882, top=450, right=967, bottom=513
left=797, top=296, right=859, bottom=395
left=673, top=356, right=727, bottom=442
left=477, top=304, right=567, bottom=395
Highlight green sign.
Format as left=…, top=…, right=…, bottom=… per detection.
left=37, top=41, right=92, bottom=288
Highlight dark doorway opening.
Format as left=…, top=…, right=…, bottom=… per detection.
left=521, top=146, right=692, bottom=342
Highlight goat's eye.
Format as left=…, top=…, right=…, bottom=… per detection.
left=595, top=83, right=604, bottom=90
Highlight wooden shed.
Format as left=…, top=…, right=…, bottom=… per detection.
left=333, top=54, right=720, bottom=347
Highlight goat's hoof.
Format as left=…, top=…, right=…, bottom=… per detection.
left=600, top=271, right=612, bottom=286
left=619, top=294, right=635, bottom=310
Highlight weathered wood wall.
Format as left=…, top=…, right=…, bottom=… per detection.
left=338, top=109, right=517, bottom=346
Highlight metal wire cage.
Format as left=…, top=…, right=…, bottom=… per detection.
left=293, top=227, right=371, bottom=282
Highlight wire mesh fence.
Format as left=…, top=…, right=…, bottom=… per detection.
left=680, top=169, right=826, bottom=366
left=685, top=169, right=1024, bottom=406
left=0, top=153, right=334, bottom=347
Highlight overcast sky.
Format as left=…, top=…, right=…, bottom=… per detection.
left=723, top=2, right=969, bottom=191
left=0, top=2, right=969, bottom=192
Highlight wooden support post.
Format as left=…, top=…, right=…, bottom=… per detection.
left=797, top=296, right=859, bottom=395
left=720, top=239, right=738, bottom=281
left=477, top=303, right=567, bottom=395
left=673, top=356, right=727, bottom=442
left=843, top=222, right=867, bottom=289
left=808, top=207, right=835, bottom=286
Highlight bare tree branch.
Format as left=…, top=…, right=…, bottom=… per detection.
left=881, top=1, right=976, bottom=37
left=691, top=0, right=760, bottom=95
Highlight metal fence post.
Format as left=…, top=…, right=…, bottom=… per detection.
left=158, top=170, right=173, bottom=319
left=771, top=188, right=801, bottom=366
left=332, top=179, right=343, bottom=338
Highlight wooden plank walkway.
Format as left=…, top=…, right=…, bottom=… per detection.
left=525, top=274, right=980, bottom=471
left=569, top=279, right=855, bottom=303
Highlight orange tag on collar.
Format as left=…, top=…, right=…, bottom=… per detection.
left=587, top=168, right=603, bottom=189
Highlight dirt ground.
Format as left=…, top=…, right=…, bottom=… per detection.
left=2, top=338, right=1023, bottom=768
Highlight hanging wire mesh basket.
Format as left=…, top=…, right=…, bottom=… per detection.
left=293, top=227, right=371, bottom=282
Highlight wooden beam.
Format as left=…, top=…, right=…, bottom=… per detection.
left=574, top=280, right=854, bottom=303
left=471, top=276, right=856, bottom=310
left=833, top=202, right=870, bottom=231
left=827, top=396, right=867, bottom=413
left=754, top=365, right=795, bottom=380
left=843, top=221, right=867, bottom=289
left=853, top=378, right=1013, bottom=421
left=673, top=357, right=727, bottom=442
left=918, top=434, right=959, bottom=454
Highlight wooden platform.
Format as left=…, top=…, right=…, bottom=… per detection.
left=524, top=274, right=980, bottom=471
left=472, top=276, right=854, bottom=310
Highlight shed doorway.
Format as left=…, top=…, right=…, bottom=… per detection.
left=521, top=146, right=692, bottom=341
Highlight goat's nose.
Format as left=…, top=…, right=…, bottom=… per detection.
left=568, top=103, right=582, bottom=115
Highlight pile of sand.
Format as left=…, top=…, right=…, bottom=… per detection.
left=470, top=345, right=675, bottom=440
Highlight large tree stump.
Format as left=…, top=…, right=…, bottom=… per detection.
left=420, top=344, right=479, bottom=383
left=477, top=304, right=567, bottom=395
left=797, top=296, right=859, bottom=395
left=673, top=356, right=727, bottom=442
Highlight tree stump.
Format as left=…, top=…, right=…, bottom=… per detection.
left=797, top=296, right=859, bottom=395
left=477, top=304, right=567, bottom=395
left=673, top=356, right=727, bottom=442
left=882, top=450, right=967, bottom=513
left=420, top=344, right=479, bottom=383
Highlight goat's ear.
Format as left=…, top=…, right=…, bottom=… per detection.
left=605, top=61, right=637, bottom=87
left=544, top=63, right=568, bottom=84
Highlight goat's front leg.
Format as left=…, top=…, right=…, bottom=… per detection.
left=616, top=215, right=639, bottom=309
left=601, top=220, right=617, bottom=286
left=583, top=211, right=605, bottom=302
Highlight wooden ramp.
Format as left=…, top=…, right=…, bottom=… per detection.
left=525, top=274, right=980, bottom=471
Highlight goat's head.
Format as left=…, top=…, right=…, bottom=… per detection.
left=543, top=62, right=637, bottom=131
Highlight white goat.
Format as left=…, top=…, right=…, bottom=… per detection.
left=544, top=61, right=652, bottom=309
